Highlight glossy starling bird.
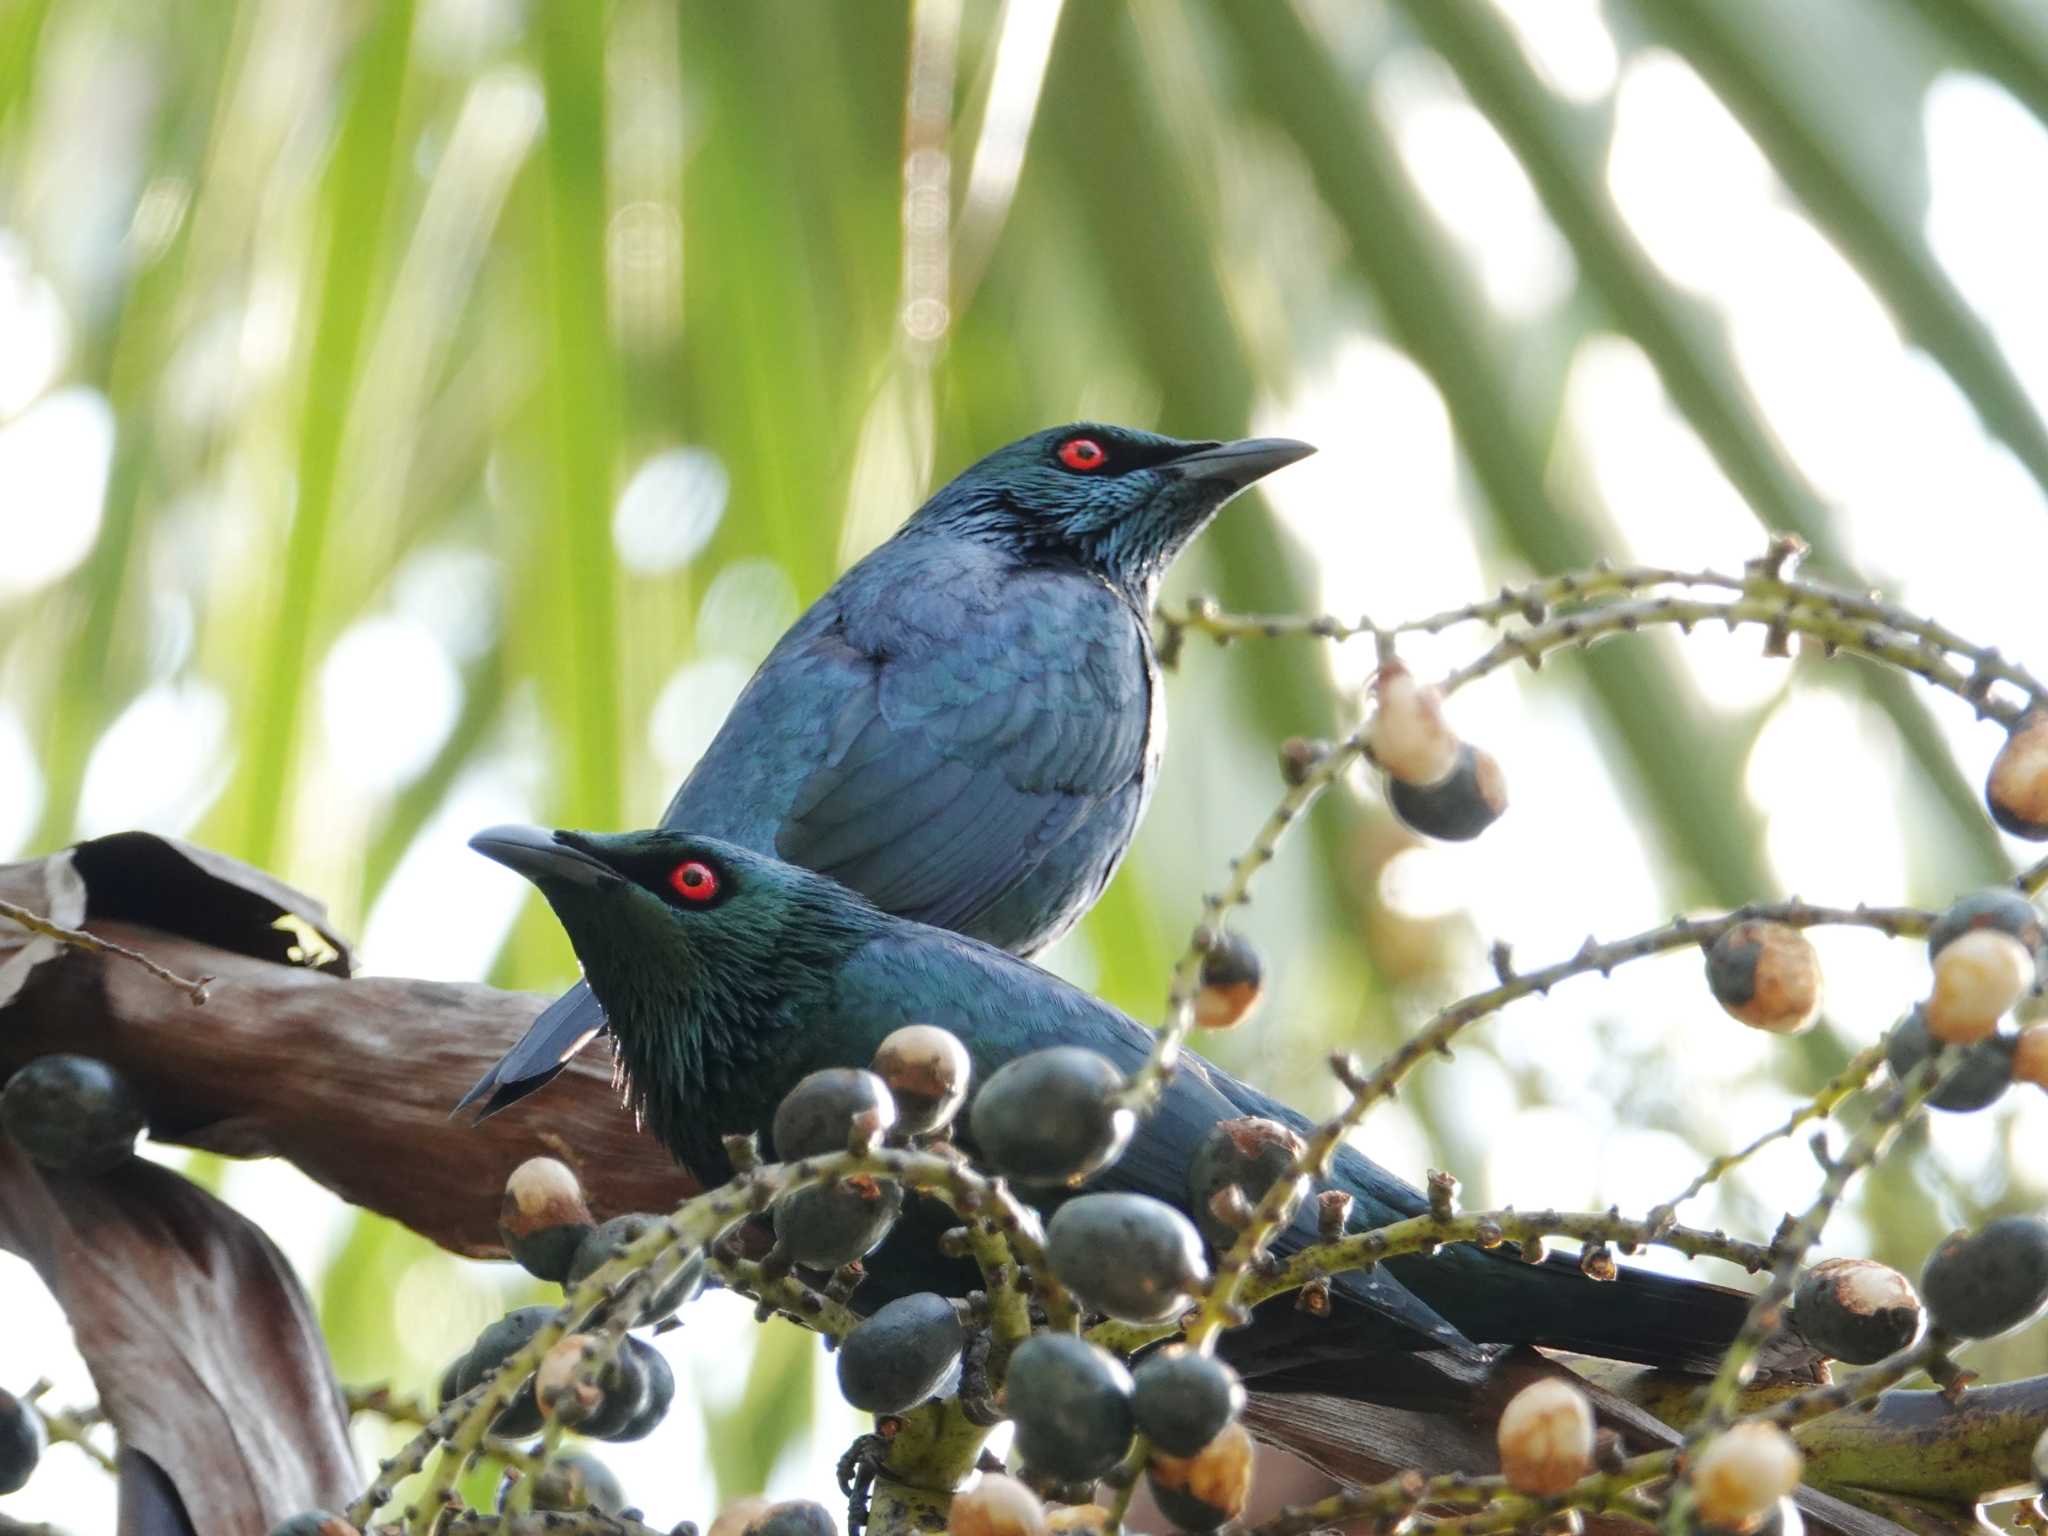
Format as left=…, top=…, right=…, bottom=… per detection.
left=470, top=825, right=1774, bottom=1404
left=459, top=425, right=1313, bottom=1119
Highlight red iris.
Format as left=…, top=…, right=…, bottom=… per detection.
left=1058, top=437, right=1108, bottom=472
left=669, top=860, right=719, bottom=903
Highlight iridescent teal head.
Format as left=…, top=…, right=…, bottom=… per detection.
left=905, top=424, right=1313, bottom=599
left=467, top=825, right=883, bottom=1169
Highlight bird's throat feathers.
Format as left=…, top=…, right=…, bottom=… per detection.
left=560, top=880, right=880, bottom=1177
left=912, top=485, right=1207, bottom=605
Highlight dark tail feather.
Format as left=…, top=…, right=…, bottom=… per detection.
left=1463, top=1252, right=1817, bottom=1376
left=452, top=981, right=609, bottom=1119
left=1246, top=1353, right=1921, bottom=1536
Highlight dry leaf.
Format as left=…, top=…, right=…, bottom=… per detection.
left=0, top=1143, right=356, bottom=1536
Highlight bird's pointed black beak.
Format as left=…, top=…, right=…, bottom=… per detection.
left=468, top=823, right=619, bottom=887
left=455, top=825, right=619, bottom=1122
left=1167, top=436, right=1315, bottom=492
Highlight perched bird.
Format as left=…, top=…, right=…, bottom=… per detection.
left=458, top=425, right=1313, bottom=1120
left=468, top=825, right=1772, bottom=1404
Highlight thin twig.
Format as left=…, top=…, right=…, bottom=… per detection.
left=1652, top=1043, right=1888, bottom=1222
left=0, top=898, right=213, bottom=1004
left=1162, top=556, right=2048, bottom=725
left=1087, top=1203, right=1771, bottom=1357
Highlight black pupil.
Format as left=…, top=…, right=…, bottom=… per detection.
left=683, top=867, right=704, bottom=888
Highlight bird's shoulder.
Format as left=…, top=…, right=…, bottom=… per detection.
left=820, top=925, right=1154, bottom=1067
left=829, top=533, right=1146, bottom=677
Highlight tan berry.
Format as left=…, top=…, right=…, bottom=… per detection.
left=1195, top=931, right=1263, bottom=1031
left=1693, top=1422, right=1803, bottom=1531
left=871, top=1024, right=973, bottom=1135
left=1145, top=1422, right=1255, bottom=1532
left=1705, top=922, right=1823, bottom=1035
left=2016, top=1025, right=2048, bottom=1090
left=1988, top=713, right=2048, bottom=840
left=1927, top=928, right=2034, bottom=1044
left=1368, top=662, right=1461, bottom=786
left=498, top=1156, right=596, bottom=1282
left=1496, top=1377, right=1594, bottom=1497
left=1045, top=1504, right=1110, bottom=1536
left=949, top=1474, right=1051, bottom=1536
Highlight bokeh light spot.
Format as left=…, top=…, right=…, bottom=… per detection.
left=0, top=387, right=113, bottom=601
left=614, top=446, right=729, bottom=575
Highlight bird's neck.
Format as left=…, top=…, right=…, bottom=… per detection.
left=581, top=907, right=879, bottom=1181
left=902, top=495, right=1170, bottom=608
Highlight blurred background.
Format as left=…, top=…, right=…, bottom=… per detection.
left=5, top=0, right=2048, bottom=1527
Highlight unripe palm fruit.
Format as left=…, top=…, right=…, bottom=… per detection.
left=566, top=1214, right=708, bottom=1327
left=1132, top=1348, right=1245, bottom=1458
left=1368, top=662, right=1460, bottom=787
left=0, top=1054, right=146, bottom=1172
left=453, top=1305, right=548, bottom=1435
left=1790, top=1258, right=1921, bottom=1364
left=773, top=1174, right=903, bottom=1268
left=1047, top=1193, right=1208, bottom=1324
left=534, top=1334, right=666, bottom=1438
left=460, top=1306, right=553, bottom=1392
left=437, top=1353, right=464, bottom=1408
left=498, top=1156, right=596, bottom=1283
left=583, top=1337, right=673, bottom=1441
left=1691, top=1422, right=1803, bottom=1531
left=1920, top=1216, right=2048, bottom=1338
left=708, top=1498, right=776, bottom=1536
left=871, top=1025, right=972, bottom=1135
left=1927, top=928, right=2035, bottom=1044
left=1388, top=742, right=1507, bottom=842
left=772, top=1068, right=896, bottom=1158
left=1003, top=1334, right=1135, bottom=1483
left=1186, top=1116, right=1307, bottom=1250
left=530, top=1451, right=627, bottom=1514
left=1927, top=888, right=2047, bottom=963
left=1885, top=1007, right=2013, bottom=1112
left=1987, top=713, right=2048, bottom=839
left=1705, top=923, right=1821, bottom=1034
left=1194, top=931, right=1263, bottom=1031
left=969, top=1047, right=1133, bottom=1186
left=0, top=1387, right=44, bottom=1495
left=745, top=1500, right=837, bottom=1536
left=494, top=1387, right=543, bottom=1438
left=1145, top=1422, right=1254, bottom=1532
left=1495, top=1378, right=1593, bottom=1497
left=948, top=1473, right=1051, bottom=1536
left=837, top=1292, right=966, bottom=1414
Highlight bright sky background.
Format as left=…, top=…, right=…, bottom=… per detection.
left=6, top=2, right=2048, bottom=1529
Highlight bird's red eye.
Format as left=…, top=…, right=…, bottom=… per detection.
left=1058, top=437, right=1108, bottom=472
left=669, top=860, right=719, bottom=904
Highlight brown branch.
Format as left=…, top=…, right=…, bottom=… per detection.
left=0, top=849, right=696, bottom=1255
left=0, top=896, right=213, bottom=1004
